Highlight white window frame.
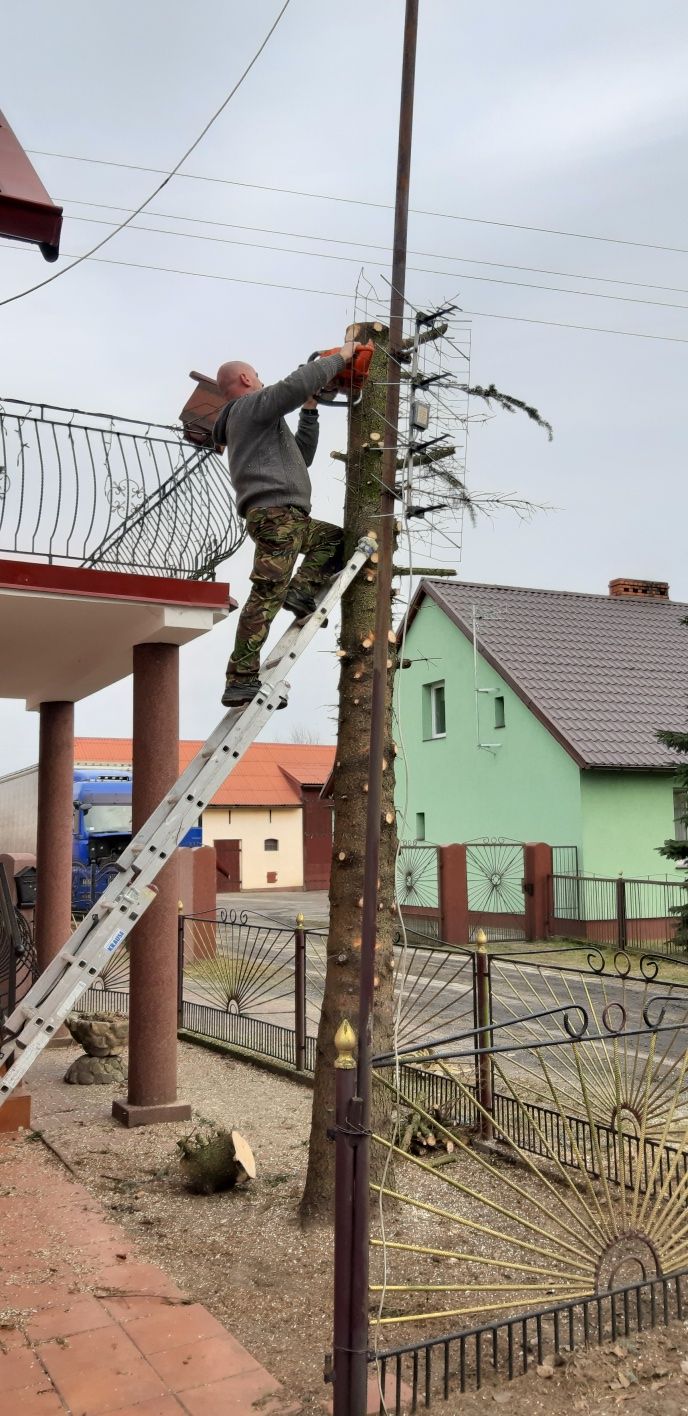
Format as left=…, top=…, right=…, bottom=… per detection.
left=430, top=681, right=446, bottom=739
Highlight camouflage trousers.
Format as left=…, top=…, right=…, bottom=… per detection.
left=227, top=504, right=344, bottom=680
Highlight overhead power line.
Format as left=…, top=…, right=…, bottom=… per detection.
left=5, top=240, right=688, bottom=346
left=60, top=210, right=688, bottom=315
left=57, top=196, right=688, bottom=299
left=0, top=0, right=292, bottom=309
left=27, top=146, right=688, bottom=257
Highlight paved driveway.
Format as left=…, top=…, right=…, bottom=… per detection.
left=217, top=888, right=328, bottom=929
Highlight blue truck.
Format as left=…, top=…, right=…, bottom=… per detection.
left=0, top=763, right=201, bottom=915
left=72, top=768, right=135, bottom=868
left=71, top=768, right=201, bottom=914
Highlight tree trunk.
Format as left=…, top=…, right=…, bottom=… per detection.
left=301, top=322, right=398, bottom=1222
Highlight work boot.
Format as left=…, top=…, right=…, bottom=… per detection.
left=221, top=678, right=260, bottom=708
left=221, top=678, right=287, bottom=710
left=283, top=586, right=328, bottom=628
left=283, top=587, right=317, bottom=618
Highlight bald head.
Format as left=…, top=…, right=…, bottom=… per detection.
left=217, top=361, right=263, bottom=400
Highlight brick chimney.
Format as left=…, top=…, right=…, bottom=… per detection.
left=609, top=577, right=669, bottom=600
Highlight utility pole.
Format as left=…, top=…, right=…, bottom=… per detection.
left=350, top=2, right=420, bottom=1411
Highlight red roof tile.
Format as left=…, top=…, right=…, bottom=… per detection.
left=73, top=738, right=335, bottom=808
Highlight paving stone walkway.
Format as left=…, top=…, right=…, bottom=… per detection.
left=0, top=1133, right=300, bottom=1415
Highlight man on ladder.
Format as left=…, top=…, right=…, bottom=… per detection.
left=212, top=339, right=365, bottom=707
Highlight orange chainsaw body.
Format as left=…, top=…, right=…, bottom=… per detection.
left=309, top=342, right=374, bottom=404
left=318, top=343, right=374, bottom=393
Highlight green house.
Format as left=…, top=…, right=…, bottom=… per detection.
left=396, top=576, right=687, bottom=880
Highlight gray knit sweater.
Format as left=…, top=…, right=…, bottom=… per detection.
left=212, top=353, right=345, bottom=518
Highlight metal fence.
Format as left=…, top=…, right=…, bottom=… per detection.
left=372, top=1268, right=688, bottom=1412
left=551, top=845, right=579, bottom=876
left=0, top=865, right=37, bottom=1022
left=466, top=838, right=526, bottom=941
left=71, top=862, right=121, bottom=919
left=550, top=872, right=688, bottom=951
left=0, top=397, right=244, bottom=578
left=396, top=844, right=441, bottom=939
left=74, top=910, right=688, bottom=1205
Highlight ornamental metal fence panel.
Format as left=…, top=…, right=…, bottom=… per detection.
left=0, top=396, right=244, bottom=578
left=367, top=940, right=688, bottom=1408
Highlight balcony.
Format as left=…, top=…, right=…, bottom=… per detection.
left=0, top=396, right=244, bottom=580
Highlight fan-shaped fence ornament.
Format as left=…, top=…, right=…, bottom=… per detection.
left=371, top=947, right=688, bottom=1339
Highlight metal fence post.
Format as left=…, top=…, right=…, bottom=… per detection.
left=332, top=1020, right=357, bottom=1416
left=616, top=876, right=628, bottom=952
left=475, top=929, right=494, bottom=1142
left=294, top=913, right=307, bottom=1072
left=176, top=906, right=185, bottom=1030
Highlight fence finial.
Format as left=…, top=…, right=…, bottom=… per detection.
left=475, top=927, right=488, bottom=949
left=296, top=912, right=305, bottom=927
left=334, top=1019, right=357, bottom=1069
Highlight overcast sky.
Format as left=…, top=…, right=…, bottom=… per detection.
left=2, top=0, right=688, bottom=775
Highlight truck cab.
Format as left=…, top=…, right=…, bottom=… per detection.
left=72, top=768, right=133, bottom=867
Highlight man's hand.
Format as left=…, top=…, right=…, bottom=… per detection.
left=339, top=338, right=371, bottom=363
left=302, top=396, right=318, bottom=410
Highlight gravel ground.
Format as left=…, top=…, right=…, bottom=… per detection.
left=26, top=1039, right=688, bottom=1415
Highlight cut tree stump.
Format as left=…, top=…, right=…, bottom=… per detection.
left=177, top=1122, right=256, bottom=1195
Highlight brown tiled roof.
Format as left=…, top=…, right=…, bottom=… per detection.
left=413, top=580, right=688, bottom=770
left=73, top=739, right=335, bottom=807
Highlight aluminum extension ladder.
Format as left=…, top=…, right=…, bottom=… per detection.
left=0, top=536, right=376, bottom=1101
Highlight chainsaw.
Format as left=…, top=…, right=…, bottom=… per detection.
left=307, top=342, right=374, bottom=407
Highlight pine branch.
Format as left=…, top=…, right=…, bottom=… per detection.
left=656, top=729, right=688, bottom=753
left=456, top=383, right=553, bottom=441
left=658, top=839, right=688, bottom=862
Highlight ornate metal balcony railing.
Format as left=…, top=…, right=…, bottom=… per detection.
left=0, top=397, right=244, bottom=579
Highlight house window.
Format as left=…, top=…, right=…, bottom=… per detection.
left=264, top=838, right=279, bottom=852
left=673, top=790, right=688, bottom=843
left=494, top=695, right=505, bottom=729
left=416, top=812, right=426, bottom=841
left=431, top=683, right=446, bottom=737
left=422, top=681, right=446, bottom=739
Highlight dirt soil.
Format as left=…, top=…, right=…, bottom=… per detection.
left=25, top=1039, right=688, bottom=1415
left=442, top=1327, right=688, bottom=1415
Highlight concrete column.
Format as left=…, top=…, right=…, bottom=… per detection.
left=112, top=643, right=190, bottom=1127
left=524, top=843, right=553, bottom=943
left=35, top=701, right=74, bottom=974
left=439, top=844, right=469, bottom=946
